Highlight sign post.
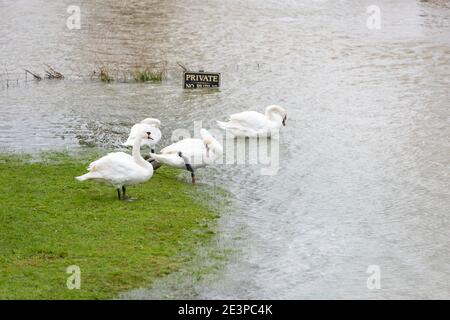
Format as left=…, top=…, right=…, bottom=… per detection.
left=183, top=71, right=220, bottom=89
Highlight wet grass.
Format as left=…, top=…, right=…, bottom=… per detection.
left=0, top=151, right=219, bottom=299
left=92, top=66, right=114, bottom=83
left=133, top=67, right=165, bottom=82
left=91, top=63, right=166, bottom=83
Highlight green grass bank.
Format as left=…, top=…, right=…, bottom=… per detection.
left=0, top=152, right=219, bottom=299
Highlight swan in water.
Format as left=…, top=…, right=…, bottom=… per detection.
left=217, top=105, right=287, bottom=138
left=150, top=129, right=222, bottom=184
left=123, top=118, right=162, bottom=153
left=76, top=128, right=154, bottom=200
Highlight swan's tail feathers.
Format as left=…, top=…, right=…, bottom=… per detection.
left=75, top=173, right=91, bottom=182
left=75, top=172, right=100, bottom=182
left=217, top=120, right=245, bottom=134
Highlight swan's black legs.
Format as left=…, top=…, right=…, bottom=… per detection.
left=151, top=148, right=155, bottom=153
left=117, top=188, right=121, bottom=200
left=178, top=152, right=196, bottom=184
left=122, top=186, right=127, bottom=199
left=185, top=163, right=196, bottom=184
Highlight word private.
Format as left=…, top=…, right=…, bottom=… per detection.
left=184, top=71, right=220, bottom=89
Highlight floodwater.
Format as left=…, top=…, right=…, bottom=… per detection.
left=1, top=0, right=449, bottom=299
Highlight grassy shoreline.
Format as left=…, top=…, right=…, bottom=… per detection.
left=0, top=151, right=219, bottom=299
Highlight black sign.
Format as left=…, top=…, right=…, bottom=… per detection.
left=183, top=71, right=220, bottom=89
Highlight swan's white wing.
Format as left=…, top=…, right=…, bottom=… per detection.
left=229, top=111, right=267, bottom=130
left=86, top=152, right=145, bottom=185
left=88, top=152, right=130, bottom=173
left=154, top=138, right=206, bottom=168
left=160, top=138, right=203, bottom=156
left=149, top=153, right=185, bottom=168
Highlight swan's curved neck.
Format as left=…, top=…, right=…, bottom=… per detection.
left=265, top=107, right=283, bottom=124
left=132, top=137, right=151, bottom=169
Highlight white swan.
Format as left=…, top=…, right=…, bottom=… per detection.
left=217, top=105, right=287, bottom=138
left=150, top=129, right=222, bottom=184
left=123, top=118, right=162, bottom=152
left=76, top=129, right=154, bottom=200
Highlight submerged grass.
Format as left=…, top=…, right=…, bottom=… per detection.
left=94, top=66, right=114, bottom=83
left=0, top=151, right=220, bottom=299
left=132, top=68, right=165, bottom=82
left=90, top=62, right=167, bottom=83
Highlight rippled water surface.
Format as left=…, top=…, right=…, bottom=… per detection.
left=1, top=0, right=449, bottom=299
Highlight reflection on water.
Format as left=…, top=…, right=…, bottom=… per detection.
left=1, top=0, right=449, bottom=299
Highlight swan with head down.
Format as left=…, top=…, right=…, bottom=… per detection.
left=217, top=105, right=287, bottom=138
left=149, top=129, right=222, bottom=184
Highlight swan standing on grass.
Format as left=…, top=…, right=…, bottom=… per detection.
left=123, top=118, right=162, bottom=153
left=217, top=105, right=287, bottom=138
left=150, top=129, right=222, bottom=184
left=76, top=129, right=155, bottom=200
